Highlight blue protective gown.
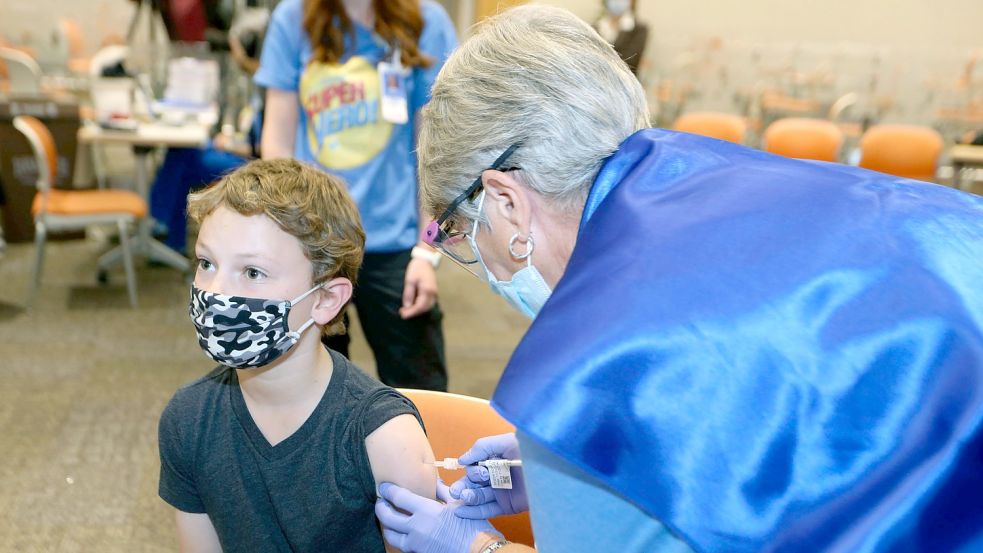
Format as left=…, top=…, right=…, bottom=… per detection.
left=492, top=129, right=983, bottom=552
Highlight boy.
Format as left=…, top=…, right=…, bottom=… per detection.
left=158, top=159, right=436, bottom=551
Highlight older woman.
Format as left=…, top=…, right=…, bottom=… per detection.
left=375, top=5, right=983, bottom=553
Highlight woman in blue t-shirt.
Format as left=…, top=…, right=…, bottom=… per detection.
left=255, top=0, right=457, bottom=391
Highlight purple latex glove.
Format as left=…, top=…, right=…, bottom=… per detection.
left=375, top=482, right=502, bottom=553
left=449, top=433, right=528, bottom=519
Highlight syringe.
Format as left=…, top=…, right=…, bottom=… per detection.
left=429, top=457, right=522, bottom=470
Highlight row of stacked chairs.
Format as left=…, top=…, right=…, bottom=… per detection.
left=671, top=112, right=943, bottom=182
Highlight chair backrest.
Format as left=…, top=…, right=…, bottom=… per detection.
left=859, top=124, right=944, bottom=181
left=0, top=47, right=42, bottom=95
left=827, top=92, right=859, bottom=121
left=672, top=111, right=746, bottom=144
left=398, top=389, right=534, bottom=546
left=12, top=115, right=57, bottom=193
left=763, top=117, right=844, bottom=162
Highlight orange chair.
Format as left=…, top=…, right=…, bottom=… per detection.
left=859, top=125, right=944, bottom=182
left=12, top=115, right=146, bottom=307
left=399, top=389, right=534, bottom=547
left=672, top=112, right=746, bottom=144
left=763, top=117, right=844, bottom=162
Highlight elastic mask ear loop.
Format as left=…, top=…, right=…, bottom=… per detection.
left=294, top=317, right=318, bottom=335
left=473, top=190, right=487, bottom=234
left=468, top=191, right=487, bottom=262
left=289, top=283, right=324, bottom=336
left=289, top=283, right=324, bottom=306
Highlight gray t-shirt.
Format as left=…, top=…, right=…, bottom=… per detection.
left=158, top=350, right=420, bottom=552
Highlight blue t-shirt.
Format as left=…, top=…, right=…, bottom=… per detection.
left=518, top=433, right=694, bottom=553
left=255, top=0, right=457, bottom=252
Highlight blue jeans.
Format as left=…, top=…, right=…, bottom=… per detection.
left=149, top=144, right=245, bottom=252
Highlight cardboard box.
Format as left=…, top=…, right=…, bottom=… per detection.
left=0, top=95, right=80, bottom=242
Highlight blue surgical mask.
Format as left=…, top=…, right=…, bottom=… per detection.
left=485, top=259, right=552, bottom=319
left=468, top=192, right=553, bottom=319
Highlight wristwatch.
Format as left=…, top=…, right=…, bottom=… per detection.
left=479, top=540, right=510, bottom=553
left=411, top=246, right=442, bottom=268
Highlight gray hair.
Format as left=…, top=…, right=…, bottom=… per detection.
left=417, top=4, right=650, bottom=227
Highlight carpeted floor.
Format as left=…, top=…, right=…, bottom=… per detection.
left=0, top=231, right=528, bottom=552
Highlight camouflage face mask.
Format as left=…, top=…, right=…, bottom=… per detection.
left=188, top=284, right=321, bottom=369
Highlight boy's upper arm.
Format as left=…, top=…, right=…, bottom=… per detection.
left=175, top=510, right=223, bottom=553
left=158, top=395, right=206, bottom=514
left=365, top=413, right=437, bottom=500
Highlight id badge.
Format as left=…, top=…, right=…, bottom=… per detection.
left=378, top=60, right=409, bottom=125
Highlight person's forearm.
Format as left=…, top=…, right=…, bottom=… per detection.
left=241, top=57, right=260, bottom=74
left=217, top=139, right=253, bottom=158
left=262, top=88, right=299, bottom=159
left=261, top=127, right=294, bottom=159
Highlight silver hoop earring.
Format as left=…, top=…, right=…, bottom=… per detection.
left=508, top=232, right=534, bottom=260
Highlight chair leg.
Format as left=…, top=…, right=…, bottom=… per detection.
left=29, top=220, right=47, bottom=307
left=93, top=144, right=109, bottom=189
left=118, top=219, right=138, bottom=308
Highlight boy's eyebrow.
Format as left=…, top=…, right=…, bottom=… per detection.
left=193, top=241, right=275, bottom=263
left=237, top=252, right=275, bottom=263
left=195, top=240, right=213, bottom=256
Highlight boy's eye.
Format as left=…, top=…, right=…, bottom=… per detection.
left=196, top=258, right=213, bottom=271
left=245, top=267, right=266, bottom=280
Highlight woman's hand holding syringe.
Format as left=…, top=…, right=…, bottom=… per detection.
left=436, top=433, right=530, bottom=518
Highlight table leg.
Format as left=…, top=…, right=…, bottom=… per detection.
left=134, top=145, right=151, bottom=198
left=72, top=140, right=93, bottom=187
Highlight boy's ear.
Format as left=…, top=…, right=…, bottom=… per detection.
left=310, top=277, right=353, bottom=325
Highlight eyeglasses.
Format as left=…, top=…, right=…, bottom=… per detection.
left=422, top=144, right=521, bottom=267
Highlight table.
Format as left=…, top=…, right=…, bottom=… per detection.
left=77, top=122, right=210, bottom=273
left=949, top=144, right=983, bottom=193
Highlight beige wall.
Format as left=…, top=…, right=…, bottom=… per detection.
left=4, top=0, right=980, bottom=126
left=0, top=0, right=137, bottom=57
left=547, top=0, right=982, bottom=51
left=5, top=0, right=980, bottom=56
left=533, top=0, right=983, bottom=127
